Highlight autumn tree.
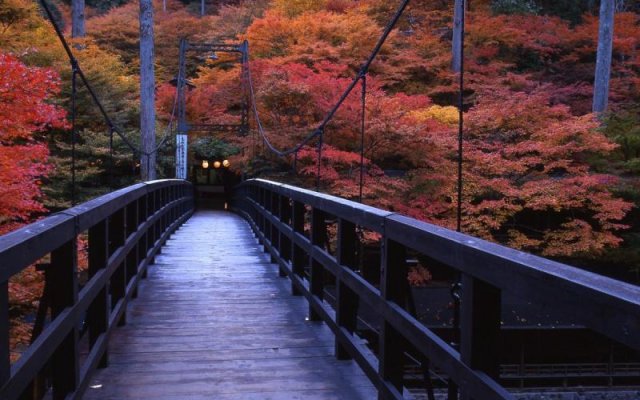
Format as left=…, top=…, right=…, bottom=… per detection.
left=0, top=53, right=67, bottom=233
left=462, top=85, right=631, bottom=257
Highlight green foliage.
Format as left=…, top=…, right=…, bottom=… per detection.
left=491, top=0, right=540, bottom=15
left=191, top=137, right=241, bottom=160
left=601, top=109, right=640, bottom=174
left=42, top=128, right=140, bottom=210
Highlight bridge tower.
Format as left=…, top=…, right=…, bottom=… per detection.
left=174, top=39, right=249, bottom=179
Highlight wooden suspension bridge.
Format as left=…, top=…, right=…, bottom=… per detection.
left=1, top=179, right=639, bottom=399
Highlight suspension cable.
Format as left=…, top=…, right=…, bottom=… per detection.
left=38, top=0, right=179, bottom=160
left=359, top=74, right=366, bottom=203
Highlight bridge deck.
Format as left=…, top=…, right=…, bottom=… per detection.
left=84, top=211, right=375, bottom=400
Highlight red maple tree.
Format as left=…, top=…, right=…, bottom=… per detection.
left=0, top=53, right=67, bottom=234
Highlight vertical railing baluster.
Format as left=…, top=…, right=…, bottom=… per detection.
left=50, top=240, right=79, bottom=399
left=154, top=190, right=161, bottom=248
left=0, top=281, right=9, bottom=388
left=271, top=192, right=281, bottom=268
left=162, top=187, right=168, bottom=232
left=335, top=219, right=358, bottom=360
left=309, top=207, right=326, bottom=321
left=291, top=201, right=305, bottom=296
left=252, top=186, right=259, bottom=223
left=109, top=208, right=126, bottom=326
left=279, top=196, right=292, bottom=270
left=263, top=189, right=272, bottom=255
left=88, top=220, right=109, bottom=368
left=257, top=188, right=265, bottom=244
left=379, top=237, right=407, bottom=399
left=146, top=192, right=155, bottom=265
left=138, top=196, right=148, bottom=278
left=459, top=274, right=501, bottom=400
left=126, top=201, right=139, bottom=298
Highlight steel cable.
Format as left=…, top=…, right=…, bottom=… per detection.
left=245, top=0, right=411, bottom=162
left=39, top=0, right=179, bottom=160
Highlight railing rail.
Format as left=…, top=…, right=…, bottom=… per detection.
left=231, top=178, right=640, bottom=400
left=0, top=180, right=194, bottom=400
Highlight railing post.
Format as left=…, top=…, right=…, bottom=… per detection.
left=0, top=281, right=9, bottom=388
left=291, top=201, right=305, bottom=296
left=162, top=187, right=169, bottom=231
left=279, top=195, right=292, bottom=275
left=154, top=190, right=161, bottom=250
left=264, top=189, right=272, bottom=255
left=335, top=219, right=359, bottom=360
left=459, top=274, right=502, bottom=399
left=126, top=201, right=139, bottom=298
left=255, top=187, right=261, bottom=239
left=378, top=237, right=406, bottom=399
left=88, top=220, right=109, bottom=368
left=50, top=240, right=79, bottom=399
left=138, top=196, right=149, bottom=278
left=309, top=207, right=326, bottom=321
left=146, top=192, right=155, bottom=265
left=271, top=192, right=281, bottom=269
left=109, top=208, right=126, bottom=326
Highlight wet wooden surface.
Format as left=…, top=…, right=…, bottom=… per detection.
left=84, top=210, right=376, bottom=400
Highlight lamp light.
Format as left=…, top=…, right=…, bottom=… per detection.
left=202, top=160, right=209, bottom=169
left=213, top=161, right=221, bottom=169
left=222, top=159, right=230, bottom=168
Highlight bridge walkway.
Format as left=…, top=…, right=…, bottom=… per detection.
left=84, top=210, right=376, bottom=400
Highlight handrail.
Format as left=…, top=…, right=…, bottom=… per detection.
left=0, top=180, right=194, bottom=400
left=231, top=178, right=640, bottom=400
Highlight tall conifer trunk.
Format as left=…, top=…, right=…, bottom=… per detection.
left=593, top=0, right=615, bottom=113
left=140, top=0, right=156, bottom=180
left=452, top=0, right=466, bottom=72
left=71, top=0, right=85, bottom=38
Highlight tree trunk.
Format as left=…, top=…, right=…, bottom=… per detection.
left=593, top=0, right=615, bottom=114
left=139, top=0, right=156, bottom=181
left=452, top=0, right=465, bottom=72
left=71, top=0, right=85, bottom=38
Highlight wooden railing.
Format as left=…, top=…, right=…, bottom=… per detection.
left=0, top=180, right=194, bottom=400
left=232, top=178, right=640, bottom=400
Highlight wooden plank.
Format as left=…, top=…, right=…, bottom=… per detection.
left=84, top=211, right=375, bottom=400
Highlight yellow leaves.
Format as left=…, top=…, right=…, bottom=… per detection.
left=411, top=105, right=459, bottom=126
left=246, top=7, right=383, bottom=64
